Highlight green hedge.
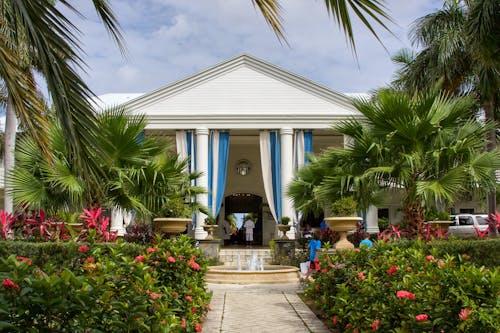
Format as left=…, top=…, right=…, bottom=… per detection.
left=0, top=240, right=146, bottom=270
left=380, top=238, right=500, bottom=268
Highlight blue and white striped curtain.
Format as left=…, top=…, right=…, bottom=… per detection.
left=176, top=130, right=196, bottom=227
left=294, top=130, right=313, bottom=223
left=294, top=130, right=313, bottom=170
left=208, top=131, right=230, bottom=217
left=260, top=130, right=281, bottom=223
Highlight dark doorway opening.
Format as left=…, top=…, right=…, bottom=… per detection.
left=224, top=193, right=263, bottom=246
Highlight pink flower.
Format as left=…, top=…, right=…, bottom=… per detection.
left=149, top=292, right=161, bottom=300
left=78, top=245, right=89, bottom=253
left=425, top=255, right=434, bottom=261
left=146, top=247, right=156, bottom=254
left=134, top=255, right=145, bottom=263
left=191, top=307, right=197, bottom=313
left=2, top=278, right=19, bottom=290
left=332, top=316, right=338, bottom=325
left=186, top=295, right=193, bottom=302
left=189, top=261, right=200, bottom=271
left=371, top=319, right=380, bottom=331
left=387, top=265, right=398, bottom=275
left=85, top=257, right=95, bottom=263
left=168, top=256, right=176, bottom=263
left=358, top=272, right=366, bottom=280
left=459, top=308, right=473, bottom=321
left=152, top=261, right=159, bottom=265
left=195, top=324, right=202, bottom=332
left=396, top=290, right=416, bottom=300
left=415, top=314, right=428, bottom=322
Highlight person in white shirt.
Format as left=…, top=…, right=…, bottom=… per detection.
left=243, top=214, right=255, bottom=247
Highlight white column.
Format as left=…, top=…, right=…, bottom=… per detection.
left=195, top=128, right=209, bottom=240
left=110, top=207, right=126, bottom=236
left=366, top=205, right=380, bottom=234
left=280, top=127, right=295, bottom=239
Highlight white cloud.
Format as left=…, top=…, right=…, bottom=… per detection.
left=59, top=0, right=442, bottom=95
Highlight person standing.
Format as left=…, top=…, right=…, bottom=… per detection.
left=243, top=214, right=255, bottom=247
left=306, top=232, right=321, bottom=278
left=359, top=233, right=373, bottom=248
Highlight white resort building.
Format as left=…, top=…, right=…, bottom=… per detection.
left=0, top=54, right=490, bottom=244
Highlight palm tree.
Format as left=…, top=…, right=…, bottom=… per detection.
left=253, top=0, right=392, bottom=51
left=1, top=0, right=125, bottom=212
left=294, top=87, right=500, bottom=235
left=9, top=107, right=200, bottom=220
left=391, top=0, right=499, bottom=220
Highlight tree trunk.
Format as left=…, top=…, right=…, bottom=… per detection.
left=483, top=98, right=498, bottom=236
left=403, top=196, right=424, bottom=237
left=4, top=100, right=17, bottom=214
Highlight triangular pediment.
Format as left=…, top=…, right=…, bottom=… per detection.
left=122, top=54, right=360, bottom=129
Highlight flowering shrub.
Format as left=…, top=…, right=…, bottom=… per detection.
left=0, top=235, right=211, bottom=331
left=304, top=241, right=500, bottom=332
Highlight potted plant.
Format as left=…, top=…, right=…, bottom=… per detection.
left=277, top=216, right=292, bottom=240
left=324, top=196, right=361, bottom=250
left=153, top=198, right=192, bottom=237
left=203, top=214, right=218, bottom=240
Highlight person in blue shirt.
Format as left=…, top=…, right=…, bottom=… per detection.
left=359, top=233, right=373, bottom=248
left=306, top=232, right=321, bottom=278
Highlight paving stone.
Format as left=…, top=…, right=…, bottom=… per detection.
left=204, top=283, right=330, bottom=333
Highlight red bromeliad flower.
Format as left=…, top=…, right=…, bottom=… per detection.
left=16, top=256, right=33, bottom=265
left=371, top=319, right=380, bottom=331
left=387, top=265, right=398, bottom=275
left=396, top=290, right=416, bottom=300
left=78, top=244, right=89, bottom=253
left=459, top=308, right=473, bottom=321
left=2, top=278, right=19, bottom=290
left=415, top=314, right=428, bottom=322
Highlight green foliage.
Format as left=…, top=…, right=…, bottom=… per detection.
left=305, top=240, right=500, bottom=332
left=330, top=196, right=357, bottom=216
left=162, top=197, right=193, bottom=218
left=280, top=216, right=291, bottom=225
left=0, top=235, right=211, bottom=331
left=377, top=217, right=389, bottom=231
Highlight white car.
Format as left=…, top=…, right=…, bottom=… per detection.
left=448, top=214, right=489, bottom=237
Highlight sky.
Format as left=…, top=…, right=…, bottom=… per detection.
left=62, top=0, right=442, bottom=97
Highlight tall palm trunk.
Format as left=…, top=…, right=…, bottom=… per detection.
left=403, top=195, right=424, bottom=236
left=4, top=99, right=16, bottom=214
left=484, top=98, right=498, bottom=235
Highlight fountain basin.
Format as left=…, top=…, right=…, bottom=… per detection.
left=206, top=265, right=300, bottom=284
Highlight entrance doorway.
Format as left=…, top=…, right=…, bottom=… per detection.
left=224, top=193, right=263, bottom=246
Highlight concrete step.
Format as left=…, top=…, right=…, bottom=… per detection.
left=219, top=248, right=273, bottom=265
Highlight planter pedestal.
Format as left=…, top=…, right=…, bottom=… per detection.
left=277, top=225, right=291, bottom=240
left=273, top=239, right=295, bottom=264
left=203, top=225, right=218, bottom=240
left=153, top=217, right=190, bottom=238
left=198, top=239, right=222, bottom=262
left=325, top=217, right=362, bottom=250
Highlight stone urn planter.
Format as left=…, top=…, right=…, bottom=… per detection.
left=324, top=216, right=362, bottom=250
left=153, top=217, right=190, bottom=237
left=203, top=224, right=219, bottom=240
left=277, top=224, right=291, bottom=240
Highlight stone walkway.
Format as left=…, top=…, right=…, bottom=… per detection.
left=204, top=283, right=331, bottom=333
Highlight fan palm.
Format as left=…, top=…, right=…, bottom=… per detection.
left=297, top=87, right=499, bottom=234
left=9, top=107, right=200, bottom=220
left=391, top=0, right=499, bottom=217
